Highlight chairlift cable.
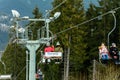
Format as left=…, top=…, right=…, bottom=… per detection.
left=44, top=0, right=66, bottom=18
left=15, top=66, right=26, bottom=80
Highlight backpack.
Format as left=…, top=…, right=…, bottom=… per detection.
left=101, top=54, right=108, bottom=60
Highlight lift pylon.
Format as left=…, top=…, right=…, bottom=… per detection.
left=11, top=10, right=61, bottom=80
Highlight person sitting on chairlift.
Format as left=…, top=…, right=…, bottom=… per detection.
left=99, top=43, right=109, bottom=64
left=54, top=41, right=63, bottom=63
left=54, top=41, right=63, bottom=53
left=44, top=42, right=54, bottom=52
left=44, top=42, right=54, bottom=63
left=109, top=43, right=119, bottom=64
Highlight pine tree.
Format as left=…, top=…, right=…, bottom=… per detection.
left=28, top=6, right=44, bottom=40
left=51, top=0, right=87, bottom=70
left=1, top=44, right=26, bottom=80
left=85, top=3, right=103, bottom=60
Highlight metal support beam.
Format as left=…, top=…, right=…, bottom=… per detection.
left=26, top=51, right=29, bottom=80
left=93, top=60, right=96, bottom=80
left=26, top=41, right=40, bottom=80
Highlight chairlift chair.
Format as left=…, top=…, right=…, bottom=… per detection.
left=41, top=51, right=63, bottom=64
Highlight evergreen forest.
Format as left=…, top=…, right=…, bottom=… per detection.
left=0, top=0, right=120, bottom=80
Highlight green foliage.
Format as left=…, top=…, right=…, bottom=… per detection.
left=32, top=6, right=42, bottom=19
left=92, top=62, right=120, bottom=80
left=39, top=62, right=61, bottom=80
left=0, top=44, right=26, bottom=80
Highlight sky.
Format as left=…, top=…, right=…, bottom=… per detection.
left=84, top=0, right=99, bottom=9
left=0, top=0, right=99, bottom=17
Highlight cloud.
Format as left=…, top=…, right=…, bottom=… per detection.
left=0, top=15, right=9, bottom=21
left=0, top=23, right=9, bottom=32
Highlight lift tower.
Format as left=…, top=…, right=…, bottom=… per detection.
left=11, top=10, right=61, bottom=80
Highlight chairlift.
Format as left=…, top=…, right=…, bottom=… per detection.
left=98, top=11, right=120, bottom=65
left=41, top=51, right=63, bottom=64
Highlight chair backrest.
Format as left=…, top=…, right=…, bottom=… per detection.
left=44, top=52, right=62, bottom=59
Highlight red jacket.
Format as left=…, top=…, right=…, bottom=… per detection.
left=44, top=46, right=54, bottom=52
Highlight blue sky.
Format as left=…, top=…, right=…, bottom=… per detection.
left=0, top=0, right=99, bottom=16
left=84, top=0, right=99, bottom=9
